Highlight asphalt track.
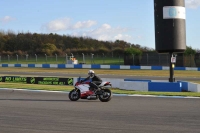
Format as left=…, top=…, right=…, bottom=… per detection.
left=0, top=89, right=200, bottom=133
left=0, top=71, right=200, bottom=133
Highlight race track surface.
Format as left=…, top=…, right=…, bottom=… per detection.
left=0, top=89, right=200, bottom=133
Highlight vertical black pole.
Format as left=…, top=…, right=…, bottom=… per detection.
left=169, top=52, right=174, bottom=82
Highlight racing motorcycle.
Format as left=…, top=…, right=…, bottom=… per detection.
left=68, top=77, right=112, bottom=102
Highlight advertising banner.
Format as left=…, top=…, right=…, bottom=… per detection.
left=0, top=76, right=73, bottom=85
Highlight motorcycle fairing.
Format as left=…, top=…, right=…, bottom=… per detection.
left=76, top=83, right=94, bottom=97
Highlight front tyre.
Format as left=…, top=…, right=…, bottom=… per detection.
left=68, top=89, right=80, bottom=101
left=98, top=89, right=112, bottom=102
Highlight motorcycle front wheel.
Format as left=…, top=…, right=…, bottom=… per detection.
left=98, top=89, right=112, bottom=102
left=68, top=89, right=80, bottom=101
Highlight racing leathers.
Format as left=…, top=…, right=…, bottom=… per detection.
left=82, top=74, right=102, bottom=92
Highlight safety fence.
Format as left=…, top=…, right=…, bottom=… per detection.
left=0, top=53, right=200, bottom=67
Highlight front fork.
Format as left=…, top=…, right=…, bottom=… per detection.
left=74, top=87, right=79, bottom=92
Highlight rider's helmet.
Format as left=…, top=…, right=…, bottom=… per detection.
left=88, top=70, right=95, bottom=78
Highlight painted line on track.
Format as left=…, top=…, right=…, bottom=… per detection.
left=0, top=88, right=200, bottom=99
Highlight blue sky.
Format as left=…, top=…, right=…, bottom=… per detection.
left=0, top=0, right=200, bottom=49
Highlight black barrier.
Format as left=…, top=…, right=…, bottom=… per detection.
left=0, top=76, right=73, bottom=85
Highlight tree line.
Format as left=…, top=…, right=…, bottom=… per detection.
left=0, top=30, right=198, bottom=57
left=0, top=31, right=154, bottom=57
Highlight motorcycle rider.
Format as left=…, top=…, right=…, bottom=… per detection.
left=81, top=70, right=102, bottom=93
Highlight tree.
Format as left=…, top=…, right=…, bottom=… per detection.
left=124, top=47, right=142, bottom=55
left=113, top=47, right=124, bottom=55
left=184, top=46, right=196, bottom=55
left=41, top=43, right=57, bottom=55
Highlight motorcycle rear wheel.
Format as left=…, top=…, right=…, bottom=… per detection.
left=68, top=89, right=80, bottom=101
left=98, top=89, right=112, bottom=102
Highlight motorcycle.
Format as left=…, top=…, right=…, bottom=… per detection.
left=68, top=77, right=112, bottom=102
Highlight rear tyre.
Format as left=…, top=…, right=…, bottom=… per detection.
left=68, top=89, right=80, bottom=101
left=98, top=89, right=112, bottom=102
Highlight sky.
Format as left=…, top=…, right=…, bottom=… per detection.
left=0, top=0, right=200, bottom=49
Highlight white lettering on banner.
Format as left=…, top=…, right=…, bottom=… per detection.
left=163, top=6, right=186, bottom=19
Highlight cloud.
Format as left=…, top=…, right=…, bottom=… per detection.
left=114, top=34, right=132, bottom=41
left=43, top=18, right=71, bottom=32
left=73, top=24, right=134, bottom=43
left=185, top=0, right=200, bottom=9
left=73, top=20, right=97, bottom=29
left=43, top=18, right=96, bottom=32
left=0, top=16, right=15, bottom=23
left=43, top=18, right=134, bottom=43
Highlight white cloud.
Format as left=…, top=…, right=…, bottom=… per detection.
left=114, top=34, right=132, bottom=41
left=0, top=16, right=15, bottom=23
left=43, top=18, right=96, bottom=32
left=43, top=18, right=71, bottom=32
left=185, top=0, right=200, bottom=9
left=73, top=24, right=134, bottom=43
left=43, top=18, right=134, bottom=43
left=73, top=20, right=96, bottom=29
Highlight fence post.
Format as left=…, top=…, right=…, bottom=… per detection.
left=146, top=53, right=148, bottom=66
left=119, top=55, right=120, bottom=65
left=132, top=54, right=134, bottom=65
left=55, top=54, right=57, bottom=62
left=16, top=54, right=18, bottom=63
left=8, top=55, right=10, bottom=62
left=66, top=54, right=68, bottom=64
left=91, top=53, right=94, bottom=64
left=82, top=53, right=85, bottom=64
left=35, top=54, right=37, bottom=62
left=102, top=53, right=104, bottom=64
left=26, top=54, right=28, bottom=61
left=45, top=54, right=47, bottom=63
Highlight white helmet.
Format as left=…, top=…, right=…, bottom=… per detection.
left=88, top=70, right=95, bottom=78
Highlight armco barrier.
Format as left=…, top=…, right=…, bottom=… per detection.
left=0, top=64, right=200, bottom=71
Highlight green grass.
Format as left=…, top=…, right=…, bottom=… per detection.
left=0, top=56, right=124, bottom=65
